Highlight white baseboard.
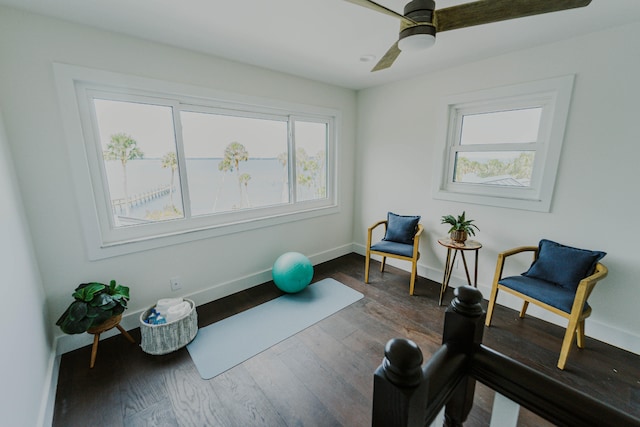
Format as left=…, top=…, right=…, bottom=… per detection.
left=37, top=349, right=59, bottom=427
left=353, top=242, right=640, bottom=355
left=586, top=319, right=640, bottom=355
left=46, top=244, right=639, bottom=427
left=52, top=242, right=638, bottom=408
left=55, top=244, right=355, bottom=355
left=485, top=287, right=640, bottom=356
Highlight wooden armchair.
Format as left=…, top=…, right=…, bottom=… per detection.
left=365, top=212, right=423, bottom=295
left=485, top=240, right=608, bottom=369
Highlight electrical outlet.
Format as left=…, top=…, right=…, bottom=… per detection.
left=170, top=276, right=182, bottom=291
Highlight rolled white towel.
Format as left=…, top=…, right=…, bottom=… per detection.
left=155, top=297, right=183, bottom=317
left=165, top=300, right=191, bottom=323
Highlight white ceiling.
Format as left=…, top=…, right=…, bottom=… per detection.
left=1, top=0, right=640, bottom=90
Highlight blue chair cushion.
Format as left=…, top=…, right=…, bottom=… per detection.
left=523, top=239, right=606, bottom=292
left=370, top=240, right=415, bottom=258
left=383, top=212, right=420, bottom=245
left=499, top=275, right=590, bottom=314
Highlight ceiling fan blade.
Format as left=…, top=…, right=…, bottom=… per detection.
left=435, top=0, right=592, bottom=32
left=344, top=0, right=418, bottom=27
left=371, top=41, right=401, bottom=72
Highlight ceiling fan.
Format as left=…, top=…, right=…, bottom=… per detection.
left=345, top=0, right=592, bottom=71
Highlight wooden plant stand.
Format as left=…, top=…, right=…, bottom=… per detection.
left=437, top=238, right=482, bottom=306
left=86, top=314, right=136, bottom=368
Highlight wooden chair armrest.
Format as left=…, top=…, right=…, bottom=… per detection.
left=571, top=262, right=608, bottom=315
left=412, top=224, right=424, bottom=255
left=367, top=220, right=387, bottom=233
left=499, top=246, right=539, bottom=259
left=492, top=246, right=539, bottom=285
left=366, top=220, right=422, bottom=252
left=583, top=262, right=608, bottom=283
left=367, top=220, right=387, bottom=249
left=576, top=262, right=608, bottom=295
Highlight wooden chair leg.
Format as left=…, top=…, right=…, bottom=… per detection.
left=380, top=256, right=386, bottom=273
left=364, top=252, right=371, bottom=283
left=576, top=320, right=586, bottom=349
left=90, top=333, right=100, bottom=369
left=519, top=301, right=529, bottom=318
left=486, top=254, right=506, bottom=327
left=558, top=317, right=579, bottom=370
left=409, top=261, right=417, bottom=295
left=485, top=287, right=499, bottom=327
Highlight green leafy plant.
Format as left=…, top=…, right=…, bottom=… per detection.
left=56, top=280, right=130, bottom=334
left=441, top=211, right=480, bottom=236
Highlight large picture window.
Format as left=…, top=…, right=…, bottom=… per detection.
left=434, top=76, right=574, bottom=212
left=55, top=64, right=338, bottom=259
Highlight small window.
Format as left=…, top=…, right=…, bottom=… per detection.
left=453, top=107, right=541, bottom=187
left=434, top=76, right=574, bottom=212
left=54, top=64, right=339, bottom=259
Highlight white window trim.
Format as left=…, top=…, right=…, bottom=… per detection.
left=433, top=75, right=574, bottom=212
left=54, top=63, right=340, bottom=260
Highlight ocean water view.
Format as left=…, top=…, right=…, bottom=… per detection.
left=104, top=158, right=290, bottom=220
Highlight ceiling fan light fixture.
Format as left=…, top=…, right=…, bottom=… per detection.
left=398, top=33, right=435, bottom=52
left=351, top=0, right=593, bottom=72
left=398, top=22, right=436, bottom=52
left=398, top=0, right=436, bottom=53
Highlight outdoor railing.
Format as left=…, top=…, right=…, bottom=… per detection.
left=372, top=286, right=640, bottom=427
left=111, top=185, right=172, bottom=214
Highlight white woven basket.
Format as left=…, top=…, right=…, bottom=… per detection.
left=139, top=298, right=198, bottom=355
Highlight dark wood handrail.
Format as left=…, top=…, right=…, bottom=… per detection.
left=372, top=342, right=467, bottom=427
left=372, top=286, right=640, bottom=427
left=421, top=344, right=466, bottom=425
left=471, top=345, right=640, bottom=427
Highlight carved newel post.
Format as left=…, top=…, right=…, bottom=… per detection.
left=371, top=286, right=486, bottom=427
left=372, top=337, right=426, bottom=427
left=443, top=285, right=486, bottom=427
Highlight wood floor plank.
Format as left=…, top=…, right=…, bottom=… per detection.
left=53, top=253, right=640, bottom=426
left=54, top=334, right=127, bottom=427
left=119, top=351, right=172, bottom=419
left=54, top=378, right=125, bottom=427
left=296, top=323, right=377, bottom=399
left=123, top=398, right=178, bottom=427
left=206, top=364, right=287, bottom=426
left=163, top=351, right=233, bottom=426
left=243, top=344, right=343, bottom=427
left=277, top=335, right=372, bottom=426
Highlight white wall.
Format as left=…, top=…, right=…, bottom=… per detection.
left=0, top=6, right=357, bottom=353
left=354, top=22, right=640, bottom=354
left=0, top=109, right=54, bottom=425
left=1, top=8, right=638, bottom=410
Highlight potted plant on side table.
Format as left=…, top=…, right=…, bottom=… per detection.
left=441, top=211, right=480, bottom=244
left=56, top=280, right=135, bottom=367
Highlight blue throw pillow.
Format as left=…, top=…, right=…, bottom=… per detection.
left=383, top=212, right=420, bottom=245
left=523, top=239, right=606, bottom=292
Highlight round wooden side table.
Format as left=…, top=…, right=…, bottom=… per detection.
left=437, top=238, right=482, bottom=306
left=87, top=314, right=136, bottom=368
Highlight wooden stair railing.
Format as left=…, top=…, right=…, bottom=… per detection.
left=372, top=286, right=640, bottom=427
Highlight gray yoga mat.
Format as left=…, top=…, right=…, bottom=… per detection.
left=186, top=278, right=364, bottom=379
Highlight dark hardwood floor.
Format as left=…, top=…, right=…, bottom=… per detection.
left=53, top=253, right=640, bottom=426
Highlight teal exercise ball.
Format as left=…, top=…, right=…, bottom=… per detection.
left=272, top=252, right=314, bottom=293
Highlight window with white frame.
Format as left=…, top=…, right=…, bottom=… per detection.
left=433, top=75, right=574, bottom=212
left=54, top=64, right=338, bottom=259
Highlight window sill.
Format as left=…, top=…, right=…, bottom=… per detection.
left=85, top=203, right=339, bottom=260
